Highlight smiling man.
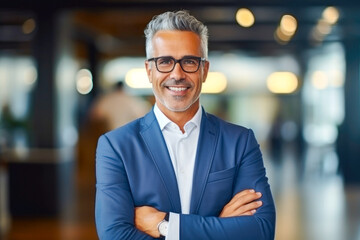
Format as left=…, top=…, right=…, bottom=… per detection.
left=95, top=10, right=276, bottom=240
left=145, top=30, right=208, bottom=130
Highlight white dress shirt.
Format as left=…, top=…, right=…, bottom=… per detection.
left=153, top=103, right=202, bottom=240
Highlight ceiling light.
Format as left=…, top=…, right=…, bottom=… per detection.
left=22, top=18, right=36, bottom=34
left=267, top=72, right=298, bottom=94
left=202, top=72, right=227, bottom=94
left=236, top=8, right=255, bottom=28
left=322, top=6, right=340, bottom=25
left=76, top=69, right=93, bottom=95
left=274, top=26, right=292, bottom=44
left=280, top=15, right=297, bottom=36
left=125, top=68, right=151, bottom=88
left=275, top=14, right=297, bottom=44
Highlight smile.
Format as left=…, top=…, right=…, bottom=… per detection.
left=168, top=87, right=188, bottom=92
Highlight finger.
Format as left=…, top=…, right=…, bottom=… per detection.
left=239, top=200, right=262, bottom=213
left=220, top=191, right=263, bottom=217
left=227, top=191, right=262, bottom=210
left=239, top=209, right=257, bottom=216
left=232, top=201, right=263, bottom=217
left=234, top=189, right=256, bottom=198
left=227, top=189, right=256, bottom=206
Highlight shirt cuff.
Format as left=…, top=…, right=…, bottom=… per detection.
left=165, top=212, right=179, bottom=240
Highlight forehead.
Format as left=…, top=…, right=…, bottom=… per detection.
left=152, top=30, right=201, bottom=57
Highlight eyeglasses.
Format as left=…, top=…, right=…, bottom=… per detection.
left=147, top=56, right=206, bottom=73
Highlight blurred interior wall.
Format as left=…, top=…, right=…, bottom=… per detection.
left=337, top=40, right=360, bottom=184
left=5, top=10, right=77, bottom=217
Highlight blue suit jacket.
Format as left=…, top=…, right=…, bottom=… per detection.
left=95, top=108, right=276, bottom=239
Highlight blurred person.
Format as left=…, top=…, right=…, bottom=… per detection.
left=90, top=81, right=151, bottom=131
left=77, top=81, right=150, bottom=179
left=95, top=10, right=275, bottom=240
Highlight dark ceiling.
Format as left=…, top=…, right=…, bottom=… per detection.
left=1, top=0, right=360, bottom=59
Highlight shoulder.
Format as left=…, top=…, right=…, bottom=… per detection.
left=204, top=112, right=260, bottom=155
left=205, top=112, right=250, bottom=135
left=204, top=112, right=258, bottom=146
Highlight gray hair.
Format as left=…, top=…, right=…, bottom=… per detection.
left=144, top=10, right=208, bottom=59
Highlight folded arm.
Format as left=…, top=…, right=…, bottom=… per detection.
left=95, top=135, right=155, bottom=240
left=135, top=189, right=263, bottom=238
left=136, top=129, right=276, bottom=239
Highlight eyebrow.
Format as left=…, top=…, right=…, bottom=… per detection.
left=156, top=55, right=200, bottom=59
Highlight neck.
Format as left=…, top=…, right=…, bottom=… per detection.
left=156, top=102, right=199, bottom=133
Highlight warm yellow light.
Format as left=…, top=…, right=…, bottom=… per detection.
left=202, top=72, right=227, bottom=94
left=236, top=8, right=255, bottom=28
left=267, top=72, right=298, bottom=94
left=322, top=6, right=339, bottom=25
left=274, top=26, right=292, bottom=44
left=280, top=15, right=297, bottom=36
left=125, top=68, right=151, bottom=88
left=310, top=7, right=338, bottom=43
left=275, top=15, right=297, bottom=44
left=316, top=19, right=332, bottom=35
left=329, top=70, right=344, bottom=87
left=76, top=69, right=93, bottom=94
left=311, top=71, right=328, bottom=89
left=22, top=18, right=36, bottom=34
left=125, top=68, right=227, bottom=94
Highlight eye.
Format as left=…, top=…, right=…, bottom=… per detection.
left=157, top=57, right=173, bottom=65
left=182, top=58, right=198, bottom=65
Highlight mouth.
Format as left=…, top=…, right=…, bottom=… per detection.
left=167, top=86, right=189, bottom=92
left=165, top=86, right=191, bottom=96
left=162, top=79, right=192, bottom=96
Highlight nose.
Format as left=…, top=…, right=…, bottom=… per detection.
left=169, top=61, right=186, bottom=80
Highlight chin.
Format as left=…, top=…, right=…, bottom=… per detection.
left=155, top=91, right=200, bottom=113
left=165, top=97, right=200, bottom=113
left=165, top=104, right=192, bottom=112
left=160, top=99, right=194, bottom=112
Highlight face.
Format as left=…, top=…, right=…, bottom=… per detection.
left=145, top=30, right=209, bottom=116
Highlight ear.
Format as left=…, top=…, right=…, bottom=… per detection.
left=145, top=61, right=153, bottom=83
left=202, top=60, right=210, bottom=83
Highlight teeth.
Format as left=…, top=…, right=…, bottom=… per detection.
left=168, top=87, right=187, bottom=92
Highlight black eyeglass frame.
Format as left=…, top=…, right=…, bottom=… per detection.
left=147, top=56, right=206, bottom=73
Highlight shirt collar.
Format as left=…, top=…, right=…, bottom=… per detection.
left=153, top=103, right=202, bottom=132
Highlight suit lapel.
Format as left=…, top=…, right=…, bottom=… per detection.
left=190, top=110, right=218, bottom=214
left=140, top=111, right=182, bottom=213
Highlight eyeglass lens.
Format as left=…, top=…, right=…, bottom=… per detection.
left=155, top=57, right=200, bottom=73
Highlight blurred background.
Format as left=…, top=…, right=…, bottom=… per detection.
left=0, top=0, right=359, bottom=239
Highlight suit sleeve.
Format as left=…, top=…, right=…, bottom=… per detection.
left=95, top=135, right=155, bottom=240
left=179, top=129, right=276, bottom=240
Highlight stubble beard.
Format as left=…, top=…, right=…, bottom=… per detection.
left=152, top=88, right=201, bottom=113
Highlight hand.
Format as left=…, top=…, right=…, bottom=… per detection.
left=134, top=206, right=166, bottom=238
left=219, top=189, right=263, bottom=217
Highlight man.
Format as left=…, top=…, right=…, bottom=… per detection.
left=95, top=10, right=276, bottom=240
